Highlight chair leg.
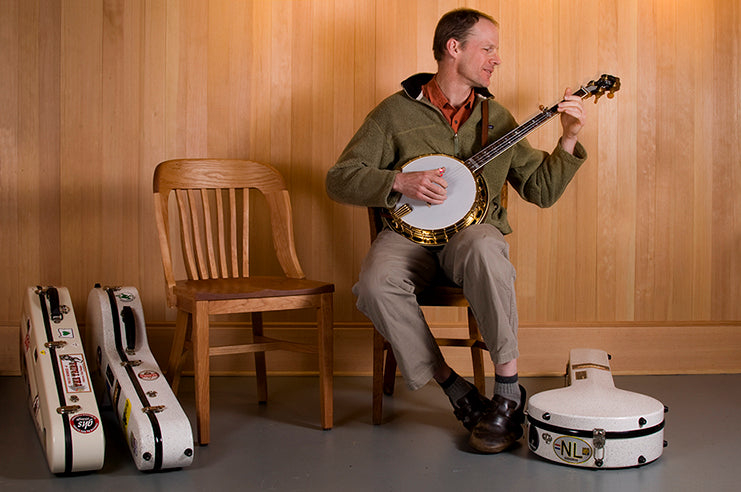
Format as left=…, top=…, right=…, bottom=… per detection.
left=468, top=307, right=486, bottom=394
left=382, top=346, right=397, bottom=396
left=192, top=301, right=211, bottom=445
left=317, top=292, right=334, bottom=430
left=372, top=329, right=385, bottom=425
left=373, top=331, right=398, bottom=425
left=250, top=312, right=268, bottom=403
left=166, top=310, right=190, bottom=394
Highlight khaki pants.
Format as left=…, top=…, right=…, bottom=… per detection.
left=353, top=224, right=519, bottom=391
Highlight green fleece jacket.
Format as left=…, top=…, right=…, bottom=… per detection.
left=326, top=73, right=587, bottom=235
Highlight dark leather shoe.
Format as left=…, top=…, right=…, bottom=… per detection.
left=451, top=386, right=493, bottom=431
left=468, top=385, right=527, bottom=454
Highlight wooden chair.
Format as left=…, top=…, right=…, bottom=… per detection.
left=368, top=207, right=489, bottom=425
left=153, top=158, right=334, bottom=445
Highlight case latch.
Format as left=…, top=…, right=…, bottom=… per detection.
left=142, top=405, right=166, bottom=414
left=593, top=428, right=606, bottom=467
left=57, top=405, right=81, bottom=415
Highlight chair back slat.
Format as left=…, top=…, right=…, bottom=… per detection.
left=214, top=189, right=227, bottom=277
left=187, top=189, right=210, bottom=279
left=241, top=188, right=250, bottom=277
left=199, top=189, right=220, bottom=278
left=153, top=159, right=306, bottom=306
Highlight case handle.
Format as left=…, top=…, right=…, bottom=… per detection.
left=121, top=306, right=136, bottom=353
left=46, top=287, right=63, bottom=323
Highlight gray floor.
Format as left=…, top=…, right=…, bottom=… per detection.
left=1, top=373, right=739, bottom=491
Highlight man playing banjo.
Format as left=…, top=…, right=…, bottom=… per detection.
left=326, top=8, right=587, bottom=453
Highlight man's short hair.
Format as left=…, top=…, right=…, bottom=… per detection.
left=432, top=8, right=498, bottom=61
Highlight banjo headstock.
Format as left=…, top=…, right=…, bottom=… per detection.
left=581, top=74, right=621, bottom=103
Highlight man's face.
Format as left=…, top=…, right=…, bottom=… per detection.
left=454, top=19, right=501, bottom=88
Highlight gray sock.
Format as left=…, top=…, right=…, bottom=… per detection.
left=494, top=373, right=521, bottom=407
left=439, top=371, right=475, bottom=405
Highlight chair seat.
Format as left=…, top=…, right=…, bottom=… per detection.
left=416, top=285, right=469, bottom=307
left=174, top=277, right=334, bottom=301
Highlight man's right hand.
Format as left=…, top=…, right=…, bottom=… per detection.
left=392, top=167, right=448, bottom=204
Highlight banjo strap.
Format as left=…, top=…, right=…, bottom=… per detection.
left=481, top=99, right=489, bottom=146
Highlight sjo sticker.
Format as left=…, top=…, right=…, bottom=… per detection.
left=138, top=370, right=160, bottom=381
left=553, top=436, right=593, bottom=464
left=71, top=414, right=100, bottom=434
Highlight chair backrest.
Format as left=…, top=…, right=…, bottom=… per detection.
left=367, top=207, right=384, bottom=243
left=153, top=159, right=305, bottom=306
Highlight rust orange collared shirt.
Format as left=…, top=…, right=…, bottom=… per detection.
left=422, top=76, right=476, bottom=133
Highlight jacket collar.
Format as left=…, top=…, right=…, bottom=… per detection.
left=401, top=73, right=494, bottom=100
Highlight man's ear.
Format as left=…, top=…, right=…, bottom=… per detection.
left=446, top=38, right=460, bottom=58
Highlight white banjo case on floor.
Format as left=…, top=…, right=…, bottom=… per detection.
left=86, top=285, right=194, bottom=471
left=526, top=348, right=667, bottom=468
left=20, top=286, right=105, bottom=474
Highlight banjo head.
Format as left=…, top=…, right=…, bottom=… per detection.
left=396, top=155, right=477, bottom=230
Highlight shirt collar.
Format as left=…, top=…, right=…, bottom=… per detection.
left=423, top=75, right=476, bottom=112
left=401, top=72, right=493, bottom=100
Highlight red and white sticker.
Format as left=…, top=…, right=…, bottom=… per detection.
left=59, top=354, right=91, bottom=392
left=138, top=370, right=160, bottom=381
left=70, top=413, right=100, bottom=434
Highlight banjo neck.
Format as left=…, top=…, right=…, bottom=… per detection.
left=464, top=85, right=592, bottom=175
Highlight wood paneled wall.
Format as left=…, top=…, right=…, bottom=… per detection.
left=2, top=0, right=739, bottom=375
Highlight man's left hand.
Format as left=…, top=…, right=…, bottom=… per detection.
left=558, top=87, right=586, bottom=154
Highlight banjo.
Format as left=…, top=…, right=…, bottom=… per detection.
left=384, top=74, right=620, bottom=246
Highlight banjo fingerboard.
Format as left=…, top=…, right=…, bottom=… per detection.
left=465, top=88, right=588, bottom=175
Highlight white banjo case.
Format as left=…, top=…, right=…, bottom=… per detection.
left=20, top=286, right=106, bottom=474
left=526, top=348, right=667, bottom=468
left=86, top=285, right=194, bottom=471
